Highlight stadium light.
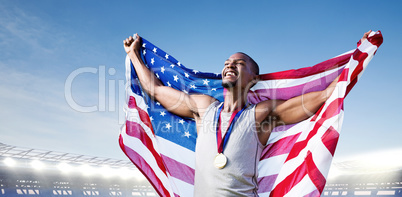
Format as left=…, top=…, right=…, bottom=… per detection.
left=327, top=165, right=343, bottom=180
left=119, top=167, right=134, bottom=180
left=100, top=165, right=115, bottom=178
left=3, top=157, right=16, bottom=167
left=80, top=164, right=96, bottom=176
left=354, top=149, right=402, bottom=172
left=133, top=169, right=146, bottom=181
left=31, top=160, right=45, bottom=170
left=58, top=162, right=73, bottom=174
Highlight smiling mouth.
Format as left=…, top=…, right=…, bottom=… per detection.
left=224, top=70, right=238, bottom=77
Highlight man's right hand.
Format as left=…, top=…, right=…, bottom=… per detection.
left=124, top=33, right=142, bottom=54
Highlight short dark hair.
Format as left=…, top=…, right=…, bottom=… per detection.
left=237, top=52, right=259, bottom=75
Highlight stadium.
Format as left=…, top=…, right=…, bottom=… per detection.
left=1, top=142, right=401, bottom=197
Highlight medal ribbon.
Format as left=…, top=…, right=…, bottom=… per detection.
left=216, top=104, right=247, bottom=154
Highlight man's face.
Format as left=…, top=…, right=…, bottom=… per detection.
left=221, top=53, right=257, bottom=90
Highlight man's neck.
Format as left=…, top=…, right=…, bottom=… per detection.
left=223, top=88, right=247, bottom=113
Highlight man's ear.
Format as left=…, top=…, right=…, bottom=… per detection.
left=250, top=75, right=260, bottom=88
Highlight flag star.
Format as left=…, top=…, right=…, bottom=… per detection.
left=215, top=73, right=220, bottom=76
left=212, top=88, right=217, bottom=91
left=178, top=119, right=185, bottom=124
left=151, top=58, right=155, bottom=65
left=146, top=104, right=150, bottom=109
left=160, top=111, right=166, bottom=116
left=170, top=64, right=175, bottom=68
left=167, top=81, right=171, bottom=87
left=193, top=70, right=199, bottom=74
left=142, top=43, right=146, bottom=48
left=156, top=102, right=161, bottom=105
left=161, top=66, right=165, bottom=73
left=173, top=75, right=179, bottom=82
left=182, top=89, right=188, bottom=94
left=183, top=131, right=191, bottom=138
left=190, top=84, right=196, bottom=89
left=177, top=62, right=181, bottom=66
left=150, top=116, right=154, bottom=121
left=165, top=123, right=172, bottom=129
left=165, top=54, right=169, bottom=59
left=184, top=72, right=189, bottom=78
left=153, top=47, right=157, bottom=53
left=203, top=79, right=210, bottom=85
left=143, top=50, right=146, bottom=55
left=155, top=73, right=160, bottom=78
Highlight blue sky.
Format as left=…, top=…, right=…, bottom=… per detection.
left=1, top=0, right=401, bottom=165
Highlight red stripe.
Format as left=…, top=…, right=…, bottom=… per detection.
left=261, top=133, right=301, bottom=160
left=128, top=96, right=153, bottom=132
left=161, top=154, right=195, bottom=185
left=305, top=152, right=326, bottom=194
left=269, top=157, right=309, bottom=196
left=345, top=77, right=357, bottom=97
left=125, top=120, right=168, bottom=175
left=346, top=49, right=368, bottom=97
left=270, top=151, right=325, bottom=197
left=311, top=67, right=348, bottom=122
left=350, top=49, right=368, bottom=82
left=259, top=53, right=352, bottom=80
left=249, top=69, right=341, bottom=102
left=321, top=126, right=339, bottom=156
left=286, top=98, right=344, bottom=162
left=367, top=31, right=383, bottom=48
left=119, top=135, right=171, bottom=197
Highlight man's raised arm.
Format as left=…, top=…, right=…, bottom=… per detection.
left=123, top=34, right=215, bottom=119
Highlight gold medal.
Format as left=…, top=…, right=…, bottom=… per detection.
left=214, top=153, right=227, bottom=169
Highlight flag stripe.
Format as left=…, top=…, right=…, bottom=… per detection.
left=258, top=53, right=352, bottom=80
left=257, top=174, right=278, bottom=193
left=125, top=120, right=167, bottom=174
left=128, top=96, right=153, bottom=131
left=321, top=126, right=339, bottom=156
left=249, top=70, right=340, bottom=102
left=161, top=154, right=195, bottom=185
left=261, top=133, right=301, bottom=159
left=118, top=136, right=172, bottom=197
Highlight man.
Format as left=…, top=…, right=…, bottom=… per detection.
left=123, top=31, right=371, bottom=196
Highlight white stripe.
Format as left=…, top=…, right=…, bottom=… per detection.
left=252, top=66, right=343, bottom=90
left=258, top=154, right=288, bottom=178
left=125, top=106, right=163, bottom=155
left=345, top=58, right=360, bottom=83
left=126, top=87, right=149, bottom=113
left=121, top=130, right=175, bottom=196
left=312, top=136, right=336, bottom=179
left=170, top=176, right=194, bottom=197
left=267, top=119, right=310, bottom=145
left=258, top=192, right=270, bottom=197
left=356, top=39, right=377, bottom=81
left=284, top=175, right=316, bottom=197
left=156, top=136, right=195, bottom=168
left=358, top=35, right=378, bottom=54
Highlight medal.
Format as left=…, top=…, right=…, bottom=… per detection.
left=214, top=104, right=247, bottom=169
left=214, top=153, right=227, bottom=169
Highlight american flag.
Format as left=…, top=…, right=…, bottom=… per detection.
left=119, top=31, right=383, bottom=197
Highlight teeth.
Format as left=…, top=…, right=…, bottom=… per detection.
left=226, top=72, right=235, bottom=76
